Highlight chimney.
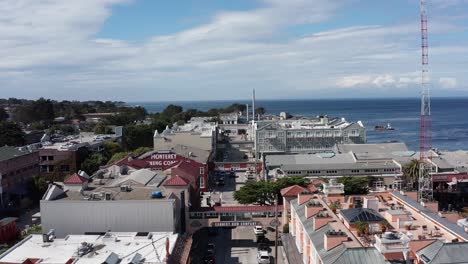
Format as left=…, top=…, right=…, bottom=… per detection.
left=324, top=230, right=348, bottom=251
left=421, top=200, right=439, bottom=213
left=298, top=191, right=315, bottom=205
left=305, top=200, right=323, bottom=219
left=438, top=211, right=460, bottom=223
left=313, top=211, right=333, bottom=231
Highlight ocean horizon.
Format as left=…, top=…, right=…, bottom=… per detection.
left=128, top=97, right=468, bottom=152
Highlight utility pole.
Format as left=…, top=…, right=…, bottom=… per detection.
left=274, top=194, right=279, bottom=264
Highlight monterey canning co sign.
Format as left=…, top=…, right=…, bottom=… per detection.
left=148, top=153, right=180, bottom=167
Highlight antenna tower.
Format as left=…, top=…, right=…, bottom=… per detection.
left=418, top=0, right=433, bottom=202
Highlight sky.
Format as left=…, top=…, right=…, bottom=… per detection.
left=0, top=0, right=467, bottom=101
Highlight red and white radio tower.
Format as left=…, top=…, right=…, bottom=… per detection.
left=418, top=0, right=433, bottom=202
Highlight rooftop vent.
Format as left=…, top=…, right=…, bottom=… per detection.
left=78, top=242, right=94, bottom=257
left=42, top=229, right=55, bottom=243
left=151, top=191, right=163, bottom=199
left=120, top=185, right=131, bottom=192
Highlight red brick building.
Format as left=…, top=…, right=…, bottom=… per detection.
left=139, top=149, right=210, bottom=192
left=0, top=147, right=39, bottom=206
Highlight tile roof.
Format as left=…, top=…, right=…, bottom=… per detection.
left=416, top=240, right=468, bottom=264
left=114, top=156, right=149, bottom=169
left=280, top=185, right=308, bottom=197
left=408, top=240, right=436, bottom=259
left=169, top=160, right=199, bottom=189
left=163, top=175, right=189, bottom=186
left=340, top=208, right=385, bottom=223
left=63, top=173, right=87, bottom=185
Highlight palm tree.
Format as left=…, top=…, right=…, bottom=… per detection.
left=403, top=159, right=420, bottom=190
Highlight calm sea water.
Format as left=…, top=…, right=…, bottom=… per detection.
left=129, top=98, right=468, bottom=151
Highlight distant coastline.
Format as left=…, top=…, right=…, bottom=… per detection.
left=129, top=97, right=468, bottom=152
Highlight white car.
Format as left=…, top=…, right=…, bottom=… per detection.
left=257, top=250, right=270, bottom=264
left=254, top=226, right=264, bottom=235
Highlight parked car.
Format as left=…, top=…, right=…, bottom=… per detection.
left=254, top=226, right=264, bottom=235
left=207, top=243, right=216, bottom=254
left=257, top=250, right=270, bottom=264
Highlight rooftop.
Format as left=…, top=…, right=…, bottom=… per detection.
left=0, top=146, right=35, bottom=162
left=265, top=151, right=399, bottom=171
left=256, top=116, right=361, bottom=130
left=0, top=232, right=178, bottom=264
left=392, top=191, right=468, bottom=241
left=416, top=240, right=468, bottom=264
left=44, top=169, right=169, bottom=202
left=340, top=208, right=386, bottom=223
left=40, top=132, right=119, bottom=151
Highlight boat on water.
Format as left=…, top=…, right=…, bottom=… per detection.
left=375, top=123, right=394, bottom=131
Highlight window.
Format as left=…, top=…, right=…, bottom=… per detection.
left=60, top=165, right=70, bottom=172
left=364, top=169, right=379, bottom=173
left=351, top=170, right=360, bottom=173
left=199, top=167, right=204, bottom=175
left=200, top=177, right=205, bottom=189
left=325, top=170, right=337, bottom=174
left=40, top=165, right=54, bottom=173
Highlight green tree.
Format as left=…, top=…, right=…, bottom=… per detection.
left=234, top=176, right=310, bottom=205
left=337, top=176, right=369, bottom=195
left=123, top=124, right=153, bottom=150
left=103, top=141, right=123, bottom=157
left=0, top=121, right=25, bottom=146
left=234, top=181, right=276, bottom=205
left=403, top=159, right=420, bottom=190
left=0, top=108, right=8, bottom=121
left=273, top=176, right=309, bottom=193
left=81, top=153, right=108, bottom=175
left=27, top=175, right=49, bottom=202
left=94, top=123, right=113, bottom=134
left=107, top=152, right=128, bottom=165
left=255, top=107, right=266, bottom=116
left=132, top=147, right=152, bottom=157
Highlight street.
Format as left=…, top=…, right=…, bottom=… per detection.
left=205, top=226, right=284, bottom=264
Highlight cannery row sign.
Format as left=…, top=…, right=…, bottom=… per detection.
left=212, top=221, right=260, bottom=227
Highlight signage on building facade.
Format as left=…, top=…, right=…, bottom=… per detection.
left=147, top=153, right=180, bottom=167
left=212, top=221, right=260, bottom=227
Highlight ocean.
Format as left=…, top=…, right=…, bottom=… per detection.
left=128, top=98, right=468, bottom=151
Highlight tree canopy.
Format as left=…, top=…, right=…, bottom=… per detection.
left=234, top=176, right=309, bottom=205
left=0, top=108, right=8, bottom=121
left=0, top=121, right=25, bottom=146
left=403, top=159, right=420, bottom=190
left=337, top=176, right=369, bottom=195
left=81, top=153, right=108, bottom=175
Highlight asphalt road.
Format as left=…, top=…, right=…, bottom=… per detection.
left=206, top=226, right=283, bottom=264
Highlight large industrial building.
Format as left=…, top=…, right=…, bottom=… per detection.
left=265, top=143, right=412, bottom=189
left=0, top=232, right=179, bottom=264
left=40, top=165, right=192, bottom=237
left=253, top=116, right=366, bottom=157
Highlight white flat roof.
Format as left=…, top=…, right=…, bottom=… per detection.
left=0, top=232, right=178, bottom=264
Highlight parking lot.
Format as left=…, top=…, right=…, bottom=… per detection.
left=204, top=226, right=284, bottom=264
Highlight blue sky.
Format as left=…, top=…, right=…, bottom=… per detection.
left=0, top=0, right=467, bottom=101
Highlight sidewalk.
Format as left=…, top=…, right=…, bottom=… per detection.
left=281, top=234, right=303, bottom=264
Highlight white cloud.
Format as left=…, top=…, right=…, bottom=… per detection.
left=0, top=0, right=466, bottom=100
left=439, top=77, right=457, bottom=88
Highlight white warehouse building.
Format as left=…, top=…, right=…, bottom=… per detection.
left=253, top=116, right=366, bottom=157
